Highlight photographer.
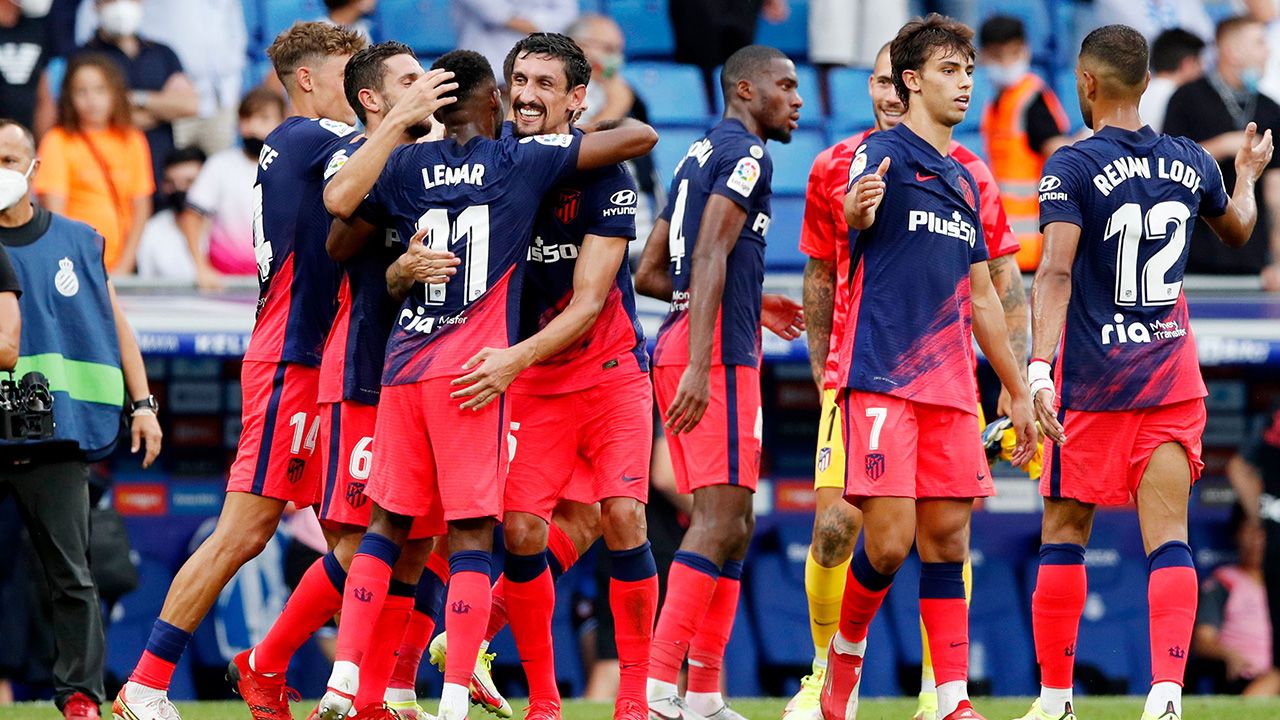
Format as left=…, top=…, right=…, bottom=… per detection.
left=0, top=118, right=161, bottom=720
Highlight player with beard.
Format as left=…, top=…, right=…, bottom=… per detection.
left=633, top=44, right=806, bottom=720
left=1020, top=24, right=1270, bottom=720
left=817, top=16, right=1036, bottom=720
left=789, top=41, right=1028, bottom=720
left=317, top=48, right=657, bottom=720
left=113, top=22, right=368, bottom=720
left=227, top=41, right=459, bottom=720
left=412, top=33, right=658, bottom=720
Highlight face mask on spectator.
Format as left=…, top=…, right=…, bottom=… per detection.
left=20, top=0, right=54, bottom=17
left=99, top=0, right=144, bottom=38
left=0, top=160, right=35, bottom=212
left=1242, top=67, right=1263, bottom=94
left=600, top=53, right=623, bottom=79
left=241, top=135, right=265, bottom=159
left=987, top=59, right=1029, bottom=88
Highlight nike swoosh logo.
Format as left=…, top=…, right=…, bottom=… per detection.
left=621, top=473, right=644, bottom=484
left=916, top=172, right=937, bottom=181
left=949, top=641, right=968, bottom=647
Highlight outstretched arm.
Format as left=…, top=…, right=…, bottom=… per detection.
left=1027, top=221, right=1081, bottom=444
left=575, top=118, right=658, bottom=171
left=1205, top=121, right=1272, bottom=248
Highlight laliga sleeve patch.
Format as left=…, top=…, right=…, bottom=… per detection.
left=848, top=146, right=868, bottom=183
left=318, top=118, right=356, bottom=136
left=520, top=133, right=575, bottom=147
left=726, top=156, right=761, bottom=197
left=323, top=149, right=349, bottom=180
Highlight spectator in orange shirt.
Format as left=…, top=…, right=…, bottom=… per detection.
left=34, top=53, right=152, bottom=274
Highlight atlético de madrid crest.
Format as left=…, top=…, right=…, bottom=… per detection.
left=55, top=257, right=79, bottom=297
left=555, top=189, right=581, bottom=224
left=957, top=176, right=976, bottom=210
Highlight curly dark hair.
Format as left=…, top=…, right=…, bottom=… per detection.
left=430, top=50, right=496, bottom=114
left=344, top=41, right=416, bottom=125
left=890, top=13, right=975, bottom=109
left=502, top=33, right=592, bottom=91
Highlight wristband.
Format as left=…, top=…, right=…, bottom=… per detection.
left=1027, top=359, right=1055, bottom=397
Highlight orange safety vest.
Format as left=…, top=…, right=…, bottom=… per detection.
left=982, top=73, right=1070, bottom=270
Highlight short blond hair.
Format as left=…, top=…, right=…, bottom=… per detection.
left=267, top=21, right=366, bottom=88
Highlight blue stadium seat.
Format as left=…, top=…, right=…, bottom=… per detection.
left=960, top=66, right=993, bottom=132
left=375, top=0, right=458, bottom=56
left=625, top=62, right=712, bottom=125
left=766, top=196, right=808, bottom=269
left=241, top=0, right=264, bottom=50
left=978, top=0, right=1052, bottom=63
left=828, top=67, right=875, bottom=128
left=651, top=126, right=708, bottom=181
left=606, top=0, right=675, bottom=58
left=755, top=0, right=808, bottom=58
left=794, top=64, right=822, bottom=126
left=263, top=0, right=325, bottom=43
left=772, top=129, right=826, bottom=195
left=1054, top=69, right=1084, bottom=132
left=969, top=555, right=1036, bottom=696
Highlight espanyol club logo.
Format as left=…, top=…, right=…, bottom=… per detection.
left=957, top=175, right=976, bottom=210
left=54, top=257, right=79, bottom=297
left=555, top=189, right=581, bottom=223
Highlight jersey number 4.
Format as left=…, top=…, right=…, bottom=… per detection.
left=1103, top=201, right=1190, bottom=307
left=416, top=205, right=491, bottom=306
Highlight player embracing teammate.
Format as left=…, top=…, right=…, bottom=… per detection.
left=1020, top=24, right=1272, bottom=720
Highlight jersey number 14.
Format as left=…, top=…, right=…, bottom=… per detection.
left=1103, top=201, right=1190, bottom=308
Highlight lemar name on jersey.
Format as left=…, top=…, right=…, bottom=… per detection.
left=1038, top=125, right=1228, bottom=411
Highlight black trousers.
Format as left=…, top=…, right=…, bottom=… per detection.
left=1, top=460, right=105, bottom=706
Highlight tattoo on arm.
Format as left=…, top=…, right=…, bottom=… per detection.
left=803, top=258, right=836, bottom=388
left=991, top=255, right=1029, bottom=362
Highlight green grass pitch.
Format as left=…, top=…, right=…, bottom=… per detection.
left=3, top=697, right=1280, bottom=720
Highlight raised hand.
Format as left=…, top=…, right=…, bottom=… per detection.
left=386, top=69, right=459, bottom=131
left=846, top=156, right=890, bottom=230
left=1236, top=121, right=1274, bottom=182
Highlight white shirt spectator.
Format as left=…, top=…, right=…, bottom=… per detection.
left=186, top=147, right=257, bottom=276
left=1092, top=0, right=1214, bottom=42
left=452, top=0, right=578, bottom=82
left=136, top=208, right=196, bottom=282
left=1139, top=75, right=1178, bottom=132
left=809, top=0, right=908, bottom=67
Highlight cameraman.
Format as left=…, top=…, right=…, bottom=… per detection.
left=0, top=118, right=161, bottom=720
left=0, top=241, right=15, bottom=370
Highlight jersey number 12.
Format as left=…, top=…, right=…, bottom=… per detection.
left=1103, top=201, right=1190, bottom=307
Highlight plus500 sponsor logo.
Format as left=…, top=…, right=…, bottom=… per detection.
left=907, top=210, right=976, bottom=247
left=527, top=236, right=580, bottom=264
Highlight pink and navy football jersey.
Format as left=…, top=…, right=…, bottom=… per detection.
left=245, top=115, right=357, bottom=367
left=653, top=118, right=773, bottom=368
left=1038, top=125, right=1226, bottom=411
left=835, top=123, right=989, bottom=413
left=512, top=158, right=648, bottom=395
left=363, top=132, right=582, bottom=386
left=318, top=136, right=404, bottom=406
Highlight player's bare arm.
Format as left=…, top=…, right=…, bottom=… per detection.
left=451, top=233, right=630, bottom=410
left=761, top=293, right=804, bottom=340
left=1204, top=121, right=1273, bottom=247
left=109, top=280, right=162, bottom=468
left=1027, top=220, right=1081, bottom=444
left=801, top=256, right=836, bottom=389
left=574, top=118, right=659, bottom=170
left=634, top=217, right=673, bottom=300
left=666, top=194, right=747, bottom=435
left=326, top=215, right=377, bottom=262
left=323, top=69, right=458, bottom=219
left=843, top=156, right=890, bottom=230
left=987, top=253, right=1029, bottom=415
left=971, top=259, right=1035, bottom=467
left=384, top=224, right=461, bottom=301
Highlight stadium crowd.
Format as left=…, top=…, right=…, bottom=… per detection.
left=0, top=4, right=1280, bottom=717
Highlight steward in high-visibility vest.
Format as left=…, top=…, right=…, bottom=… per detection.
left=978, top=15, right=1072, bottom=271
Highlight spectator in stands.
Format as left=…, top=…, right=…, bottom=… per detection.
left=978, top=15, right=1071, bottom=271
left=318, top=0, right=375, bottom=41
left=0, top=117, right=161, bottom=720
left=808, top=0, right=908, bottom=70
left=1193, top=503, right=1280, bottom=695
left=130, top=0, right=246, bottom=156
left=1141, top=29, right=1205, bottom=133
left=136, top=146, right=203, bottom=282
left=1227, top=403, right=1280, bottom=684
left=669, top=0, right=788, bottom=102
left=34, top=54, right=152, bottom=275
left=452, top=0, right=578, bottom=86
left=568, top=13, right=662, bottom=239
left=78, top=0, right=198, bottom=191
left=0, top=0, right=55, bottom=139
left=178, top=87, right=284, bottom=290
left=1165, top=16, right=1280, bottom=287
left=1093, top=0, right=1214, bottom=42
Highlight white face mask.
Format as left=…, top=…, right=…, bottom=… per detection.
left=988, top=59, right=1030, bottom=89
left=0, top=160, right=35, bottom=212
left=20, top=0, right=54, bottom=18
left=99, top=0, right=144, bottom=38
